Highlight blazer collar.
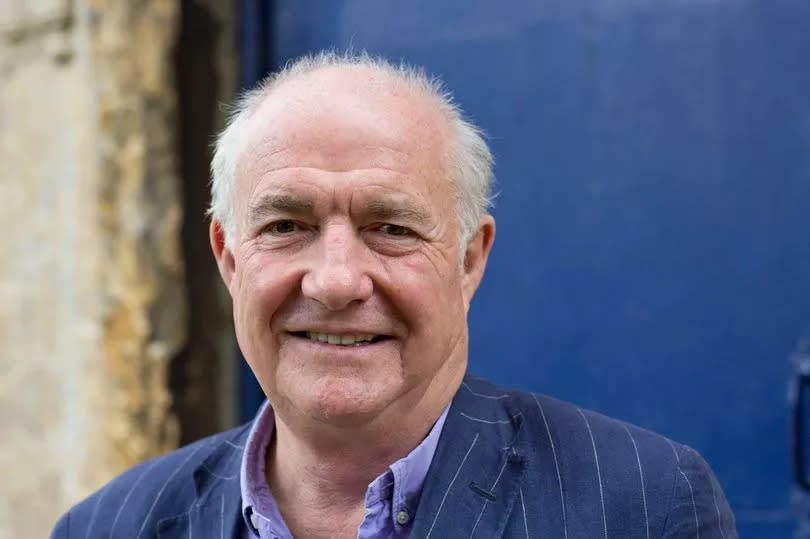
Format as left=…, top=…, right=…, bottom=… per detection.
left=159, top=374, right=528, bottom=539
left=410, top=374, right=528, bottom=539
left=157, top=425, right=250, bottom=538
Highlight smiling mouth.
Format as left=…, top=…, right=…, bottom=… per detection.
left=289, top=331, right=391, bottom=347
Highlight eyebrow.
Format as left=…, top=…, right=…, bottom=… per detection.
left=245, top=193, right=433, bottom=228
left=362, top=199, right=432, bottom=225
left=247, top=193, right=315, bottom=228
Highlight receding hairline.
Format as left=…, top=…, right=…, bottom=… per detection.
left=237, top=63, right=456, bottom=156
left=248, top=55, right=452, bottom=110
left=231, top=63, right=459, bottom=206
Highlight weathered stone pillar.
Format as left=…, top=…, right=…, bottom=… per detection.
left=0, top=0, right=186, bottom=535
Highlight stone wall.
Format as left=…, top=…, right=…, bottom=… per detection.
left=0, top=0, right=232, bottom=536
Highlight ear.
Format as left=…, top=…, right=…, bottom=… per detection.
left=461, top=215, right=495, bottom=311
left=210, top=218, right=236, bottom=293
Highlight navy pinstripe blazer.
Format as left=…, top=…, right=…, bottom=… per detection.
left=52, top=374, right=737, bottom=538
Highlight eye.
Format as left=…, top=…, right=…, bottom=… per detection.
left=378, top=223, right=412, bottom=237
left=264, top=220, right=300, bottom=236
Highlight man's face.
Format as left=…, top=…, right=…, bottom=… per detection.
left=212, top=67, right=494, bottom=427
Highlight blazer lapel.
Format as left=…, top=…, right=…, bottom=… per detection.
left=156, top=377, right=538, bottom=538
left=157, top=428, right=249, bottom=539
left=410, top=375, right=528, bottom=539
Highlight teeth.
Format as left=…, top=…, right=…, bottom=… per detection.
left=305, top=332, right=377, bottom=345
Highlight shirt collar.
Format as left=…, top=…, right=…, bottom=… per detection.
left=240, top=400, right=450, bottom=535
left=240, top=400, right=288, bottom=537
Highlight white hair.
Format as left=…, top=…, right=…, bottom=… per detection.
left=209, top=50, right=494, bottom=249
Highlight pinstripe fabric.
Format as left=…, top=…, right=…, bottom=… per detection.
left=51, top=374, right=737, bottom=538
left=410, top=376, right=738, bottom=538
left=51, top=425, right=250, bottom=539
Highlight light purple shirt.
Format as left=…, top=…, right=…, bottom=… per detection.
left=240, top=401, right=450, bottom=539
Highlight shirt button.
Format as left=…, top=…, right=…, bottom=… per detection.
left=396, top=509, right=410, bottom=525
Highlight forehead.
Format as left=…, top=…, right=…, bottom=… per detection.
left=235, top=66, right=451, bottom=196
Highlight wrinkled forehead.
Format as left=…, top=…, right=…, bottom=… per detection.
left=235, top=66, right=452, bottom=186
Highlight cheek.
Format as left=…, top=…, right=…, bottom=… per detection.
left=381, top=255, right=467, bottom=357
left=232, top=253, right=298, bottom=349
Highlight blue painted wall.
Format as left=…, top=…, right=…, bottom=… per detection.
left=237, top=1, right=810, bottom=535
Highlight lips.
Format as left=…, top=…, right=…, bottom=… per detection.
left=289, top=331, right=390, bottom=346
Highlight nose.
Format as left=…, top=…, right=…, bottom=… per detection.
left=301, top=224, right=373, bottom=311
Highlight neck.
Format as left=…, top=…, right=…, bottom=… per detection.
left=269, top=385, right=454, bottom=503
left=265, top=368, right=464, bottom=536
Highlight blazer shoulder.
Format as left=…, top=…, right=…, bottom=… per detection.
left=482, top=381, right=682, bottom=467
left=522, top=389, right=679, bottom=458
left=51, top=423, right=251, bottom=539
left=478, top=381, right=736, bottom=537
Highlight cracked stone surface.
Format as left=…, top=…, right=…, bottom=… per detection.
left=0, top=0, right=184, bottom=536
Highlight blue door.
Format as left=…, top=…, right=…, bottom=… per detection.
left=237, top=1, right=810, bottom=536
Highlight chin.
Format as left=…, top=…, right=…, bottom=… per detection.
left=295, top=373, right=400, bottom=426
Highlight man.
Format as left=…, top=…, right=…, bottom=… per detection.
left=52, top=52, right=737, bottom=538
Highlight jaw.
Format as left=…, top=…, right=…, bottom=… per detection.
left=269, top=332, right=407, bottom=426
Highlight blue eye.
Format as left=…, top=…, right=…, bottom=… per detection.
left=379, top=224, right=411, bottom=236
